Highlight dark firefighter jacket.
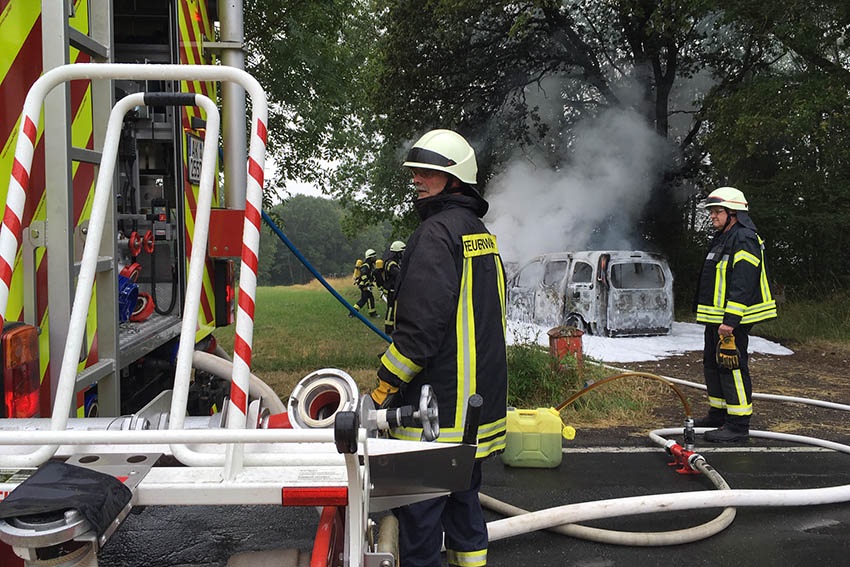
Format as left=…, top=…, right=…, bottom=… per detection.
left=378, top=192, right=507, bottom=458
left=356, top=260, right=376, bottom=289
left=693, top=213, right=777, bottom=327
left=382, top=254, right=402, bottom=293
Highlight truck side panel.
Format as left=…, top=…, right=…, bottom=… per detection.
left=0, top=0, right=100, bottom=417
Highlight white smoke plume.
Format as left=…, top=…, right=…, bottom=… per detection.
left=484, top=107, right=670, bottom=265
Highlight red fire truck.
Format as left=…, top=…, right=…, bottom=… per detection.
left=0, top=0, right=241, bottom=422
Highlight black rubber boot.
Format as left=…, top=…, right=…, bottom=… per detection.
left=693, top=410, right=726, bottom=428
left=704, top=425, right=749, bottom=443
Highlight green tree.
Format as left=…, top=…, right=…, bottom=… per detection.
left=259, top=195, right=395, bottom=286
left=336, top=0, right=850, bottom=294
left=243, top=0, right=379, bottom=202
left=700, top=1, right=850, bottom=292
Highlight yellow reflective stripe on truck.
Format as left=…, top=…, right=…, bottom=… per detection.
left=179, top=0, right=219, bottom=340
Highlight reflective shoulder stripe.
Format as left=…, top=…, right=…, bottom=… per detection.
left=733, top=249, right=760, bottom=267
left=380, top=343, right=422, bottom=384
left=461, top=233, right=498, bottom=258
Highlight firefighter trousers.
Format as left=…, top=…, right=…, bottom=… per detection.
left=355, top=286, right=376, bottom=314
left=703, top=324, right=753, bottom=429
left=384, top=290, right=397, bottom=334
left=394, top=460, right=487, bottom=567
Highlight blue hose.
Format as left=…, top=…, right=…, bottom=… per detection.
left=260, top=209, right=392, bottom=343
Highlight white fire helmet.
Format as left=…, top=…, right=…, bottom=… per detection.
left=402, top=129, right=478, bottom=185
left=390, top=240, right=406, bottom=253
left=364, top=249, right=377, bottom=260
left=700, top=187, right=749, bottom=211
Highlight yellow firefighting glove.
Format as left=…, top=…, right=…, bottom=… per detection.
left=370, top=379, right=401, bottom=409
left=716, top=335, right=740, bottom=370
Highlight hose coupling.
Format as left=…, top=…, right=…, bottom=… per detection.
left=666, top=441, right=701, bottom=476
left=683, top=416, right=696, bottom=452
left=687, top=453, right=707, bottom=473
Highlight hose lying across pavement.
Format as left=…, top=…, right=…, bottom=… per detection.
left=482, top=430, right=850, bottom=544
left=481, top=366, right=850, bottom=546
left=481, top=457, right=737, bottom=546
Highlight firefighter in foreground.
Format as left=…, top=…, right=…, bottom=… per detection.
left=381, top=240, right=405, bottom=334
left=370, top=129, right=507, bottom=566
left=693, top=187, right=777, bottom=442
left=351, top=248, right=380, bottom=317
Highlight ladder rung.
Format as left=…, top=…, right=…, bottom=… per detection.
left=73, top=256, right=113, bottom=277
left=68, top=27, right=108, bottom=59
left=75, top=358, right=116, bottom=389
left=70, top=147, right=102, bottom=165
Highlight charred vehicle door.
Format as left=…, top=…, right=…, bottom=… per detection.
left=507, top=259, right=544, bottom=323
left=535, top=257, right=569, bottom=327
left=605, top=258, right=673, bottom=336
left=564, top=260, right=596, bottom=332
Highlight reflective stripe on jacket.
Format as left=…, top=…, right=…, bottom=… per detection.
left=694, top=222, right=777, bottom=326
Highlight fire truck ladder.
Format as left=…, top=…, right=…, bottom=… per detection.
left=34, top=0, right=123, bottom=417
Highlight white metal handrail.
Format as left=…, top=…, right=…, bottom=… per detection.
left=0, top=63, right=268, bottom=468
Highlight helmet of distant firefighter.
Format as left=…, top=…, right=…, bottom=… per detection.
left=390, top=240, right=406, bottom=253
left=364, top=249, right=377, bottom=260
left=700, top=187, right=748, bottom=211
left=403, top=129, right=478, bottom=185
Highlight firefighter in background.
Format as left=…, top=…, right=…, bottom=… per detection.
left=693, top=187, right=777, bottom=443
left=351, top=248, right=380, bottom=317
left=370, top=129, right=507, bottom=567
left=381, top=240, right=406, bottom=334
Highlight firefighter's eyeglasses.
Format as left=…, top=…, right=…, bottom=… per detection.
left=410, top=167, right=443, bottom=179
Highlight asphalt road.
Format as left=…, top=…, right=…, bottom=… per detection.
left=484, top=444, right=850, bottom=566
left=95, top=436, right=850, bottom=567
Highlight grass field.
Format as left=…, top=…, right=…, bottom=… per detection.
left=214, top=277, right=390, bottom=397
left=212, top=278, right=657, bottom=428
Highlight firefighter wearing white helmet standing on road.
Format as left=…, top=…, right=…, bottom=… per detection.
left=351, top=248, right=380, bottom=318
left=369, top=129, right=508, bottom=566
left=693, top=187, right=777, bottom=442
left=381, top=240, right=406, bottom=334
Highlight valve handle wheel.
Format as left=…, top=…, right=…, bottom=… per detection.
left=143, top=230, right=155, bottom=254
left=128, top=231, right=142, bottom=256
left=417, top=384, right=439, bottom=441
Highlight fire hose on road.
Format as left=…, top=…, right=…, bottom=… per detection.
left=480, top=369, right=850, bottom=547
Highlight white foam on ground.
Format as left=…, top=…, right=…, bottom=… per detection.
left=507, top=320, right=793, bottom=363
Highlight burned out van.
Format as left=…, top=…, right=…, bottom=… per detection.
left=507, top=251, right=674, bottom=337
